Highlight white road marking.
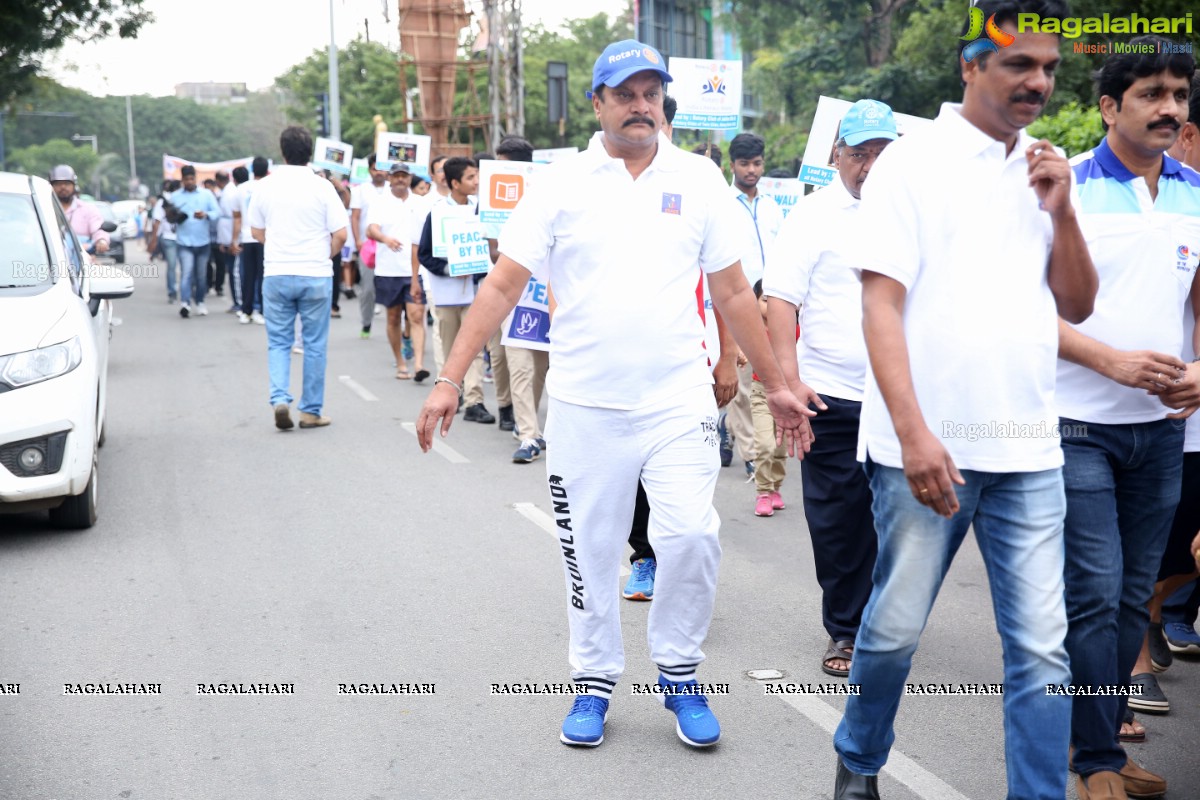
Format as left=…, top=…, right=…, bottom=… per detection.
left=400, top=422, right=470, bottom=463
left=338, top=375, right=379, bottom=402
left=513, top=502, right=631, bottom=577
left=775, top=693, right=971, bottom=800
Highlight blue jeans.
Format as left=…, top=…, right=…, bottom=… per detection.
left=263, top=275, right=332, bottom=415
left=835, top=461, right=1071, bottom=799
left=177, top=243, right=210, bottom=305
left=162, top=238, right=179, bottom=299
left=1060, top=417, right=1184, bottom=777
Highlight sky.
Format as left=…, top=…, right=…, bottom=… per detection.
left=47, top=0, right=623, bottom=98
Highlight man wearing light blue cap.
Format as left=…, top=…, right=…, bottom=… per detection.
left=764, top=99, right=896, bottom=685
left=415, top=38, right=813, bottom=749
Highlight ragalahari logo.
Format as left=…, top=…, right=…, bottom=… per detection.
left=961, top=6, right=1016, bottom=62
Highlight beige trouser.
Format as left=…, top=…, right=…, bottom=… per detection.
left=750, top=380, right=787, bottom=493
left=436, top=304, right=485, bottom=406
left=487, top=329, right=511, bottom=407
left=506, top=345, right=549, bottom=440
left=727, top=362, right=757, bottom=463
left=429, top=300, right=445, bottom=372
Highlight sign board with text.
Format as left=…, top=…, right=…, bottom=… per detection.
left=758, top=177, right=805, bottom=218
left=444, top=217, right=492, bottom=276
left=376, top=132, right=432, bottom=172
left=501, top=275, right=551, bottom=351
left=478, top=160, right=542, bottom=225
left=668, top=58, right=743, bottom=131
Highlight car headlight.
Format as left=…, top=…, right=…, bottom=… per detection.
left=0, top=337, right=83, bottom=389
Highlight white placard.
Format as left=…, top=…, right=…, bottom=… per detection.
left=758, top=177, right=805, bottom=218
left=798, top=96, right=932, bottom=188
left=312, top=137, right=353, bottom=174
left=376, top=132, right=431, bottom=172
left=668, top=58, right=743, bottom=131
left=429, top=201, right=476, bottom=259
left=501, top=275, right=551, bottom=351
left=478, top=160, right=542, bottom=225
left=444, top=217, right=491, bottom=276
left=349, top=157, right=370, bottom=185
left=532, top=147, right=578, bottom=163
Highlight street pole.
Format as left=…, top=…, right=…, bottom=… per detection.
left=125, top=96, right=138, bottom=191
left=328, top=0, right=341, bottom=141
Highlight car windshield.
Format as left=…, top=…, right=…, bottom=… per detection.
left=0, top=192, right=52, bottom=289
left=93, top=202, right=116, bottom=223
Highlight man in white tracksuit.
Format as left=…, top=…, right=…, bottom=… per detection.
left=417, top=38, right=813, bottom=749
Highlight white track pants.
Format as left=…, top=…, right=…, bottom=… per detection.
left=544, top=385, right=722, bottom=698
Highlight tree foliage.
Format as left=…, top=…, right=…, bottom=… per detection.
left=0, top=0, right=153, bottom=98
left=1027, top=101, right=1104, bottom=158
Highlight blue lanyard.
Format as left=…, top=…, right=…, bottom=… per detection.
left=737, top=193, right=766, bottom=269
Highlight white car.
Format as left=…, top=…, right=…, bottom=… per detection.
left=0, top=173, right=134, bottom=528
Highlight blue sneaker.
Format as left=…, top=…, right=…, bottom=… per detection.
left=658, top=675, right=720, bottom=747
left=560, top=695, right=609, bottom=746
left=535, top=436, right=546, bottom=451
left=512, top=440, right=541, bottom=463
left=401, top=335, right=414, bottom=361
left=1164, top=622, right=1200, bottom=654
left=623, top=558, right=656, bottom=600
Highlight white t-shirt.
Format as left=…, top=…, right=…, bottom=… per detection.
left=216, top=183, right=239, bottom=246
left=730, top=185, right=783, bottom=288
left=366, top=191, right=417, bottom=278
left=151, top=201, right=176, bottom=242
left=764, top=178, right=867, bottom=401
left=237, top=179, right=261, bottom=245
left=247, top=165, right=347, bottom=279
left=350, top=182, right=390, bottom=242
left=855, top=103, right=1064, bottom=473
left=500, top=131, right=744, bottom=410
left=1057, top=141, right=1200, bottom=424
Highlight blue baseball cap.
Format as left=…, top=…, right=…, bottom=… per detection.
left=588, top=39, right=672, bottom=98
left=838, top=99, right=898, bottom=147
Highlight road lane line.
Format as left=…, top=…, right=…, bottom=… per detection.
left=513, top=503, right=630, bottom=577
left=338, top=375, right=379, bottom=402
left=775, top=693, right=970, bottom=800
left=400, top=422, right=470, bottom=463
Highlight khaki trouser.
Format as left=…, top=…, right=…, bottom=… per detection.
left=506, top=345, right=549, bottom=440
left=751, top=379, right=787, bottom=493
left=429, top=300, right=444, bottom=373
left=727, top=362, right=757, bottom=463
left=487, top=328, right=511, bottom=407
left=436, top=304, right=485, bottom=406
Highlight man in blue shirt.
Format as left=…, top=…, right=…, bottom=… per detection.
left=170, top=164, right=221, bottom=317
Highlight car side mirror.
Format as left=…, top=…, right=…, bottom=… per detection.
left=100, top=221, right=118, bottom=233
left=90, top=272, right=134, bottom=300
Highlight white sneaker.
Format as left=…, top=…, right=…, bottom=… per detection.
left=195, top=303, right=209, bottom=316
left=237, top=311, right=251, bottom=324
left=179, top=302, right=190, bottom=319
left=251, top=312, right=265, bottom=325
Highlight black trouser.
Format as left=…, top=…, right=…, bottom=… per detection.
left=240, top=241, right=264, bottom=314
left=207, top=248, right=223, bottom=294
left=627, top=481, right=655, bottom=563
left=800, top=394, right=877, bottom=643
left=330, top=254, right=341, bottom=311
left=219, top=248, right=240, bottom=306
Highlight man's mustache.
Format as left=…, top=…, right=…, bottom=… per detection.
left=1011, top=92, right=1046, bottom=106
left=623, top=116, right=656, bottom=128
left=1149, top=117, right=1181, bottom=131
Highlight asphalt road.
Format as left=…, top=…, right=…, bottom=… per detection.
left=2, top=240, right=1198, bottom=800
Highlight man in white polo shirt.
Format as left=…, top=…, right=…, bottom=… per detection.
left=367, top=162, right=428, bottom=382
left=249, top=126, right=348, bottom=431
left=416, top=38, right=811, bottom=750
left=764, top=98, right=896, bottom=681
left=1055, top=41, right=1198, bottom=799
left=830, top=3, right=1098, bottom=798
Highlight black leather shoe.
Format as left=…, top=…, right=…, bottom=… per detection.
left=498, top=404, right=515, bottom=431
left=835, top=758, right=880, bottom=800
left=463, top=403, right=496, bottom=424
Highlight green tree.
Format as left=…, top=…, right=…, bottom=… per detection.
left=0, top=1, right=153, bottom=98
left=8, top=138, right=98, bottom=183
left=274, top=39, right=411, bottom=158
left=1027, top=101, right=1104, bottom=157
left=522, top=12, right=634, bottom=149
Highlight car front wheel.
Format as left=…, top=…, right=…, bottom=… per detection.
left=48, top=447, right=98, bottom=529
